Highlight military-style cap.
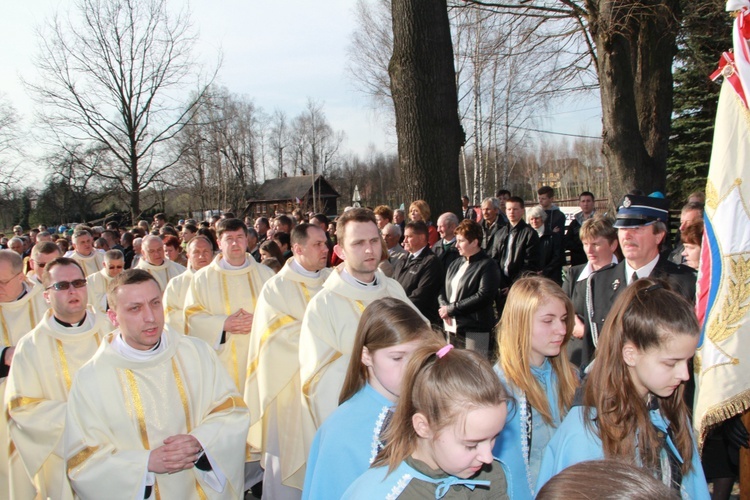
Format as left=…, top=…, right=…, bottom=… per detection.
left=613, top=195, right=670, bottom=228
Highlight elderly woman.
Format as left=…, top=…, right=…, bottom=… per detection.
left=408, top=199, right=439, bottom=246
left=438, top=219, right=501, bottom=358
left=562, top=215, right=618, bottom=371
left=527, top=205, right=563, bottom=285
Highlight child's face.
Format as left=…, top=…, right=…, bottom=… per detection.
left=624, top=334, right=698, bottom=399
left=530, top=298, right=568, bottom=366
left=415, top=404, right=507, bottom=479
left=363, top=339, right=422, bottom=402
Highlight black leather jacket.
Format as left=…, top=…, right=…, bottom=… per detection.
left=438, top=249, right=501, bottom=333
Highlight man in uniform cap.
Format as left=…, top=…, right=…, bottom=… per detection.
left=587, top=195, right=697, bottom=342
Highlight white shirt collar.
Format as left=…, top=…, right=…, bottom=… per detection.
left=409, top=246, right=426, bottom=259
left=577, top=254, right=619, bottom=282
left=112, top=331, right=168, bottom=360
left=340, top=268, right=378, bottom=288
left=219, top=256, right=250, bottom=270
left=625, top=254, right=660, bottom=285
left=290, top=258, right=321, bottom=278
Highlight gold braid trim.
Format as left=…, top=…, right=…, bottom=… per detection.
left=209, top=395, right=247, bottom=416
left=698, top=389, right=750, bottom=452
left=67, top=446, right=100, bottom=475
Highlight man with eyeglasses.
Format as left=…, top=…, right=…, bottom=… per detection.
left=28, top=242, right=62, bottom=287
left=135, top=235, right=186, bottom=291
left=0, top=250, right=49, bottom=496
left=86, top=249, right=126, bottom=320
left=6, top=257, right=110, bottom=499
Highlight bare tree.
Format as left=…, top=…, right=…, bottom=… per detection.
left=460, top=0, right=679, bottom=204
left=0, top=93, right=23, bottom=194
left=27, top=0, right=217, bottom=221
left=269, top=109, right=289, bottom=178
left=291, top=99, right=344, bottom=178
left=347, top=0, right=395, bottom=117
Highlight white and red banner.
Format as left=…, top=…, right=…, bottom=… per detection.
left=693, top=0, right=750, bottom=448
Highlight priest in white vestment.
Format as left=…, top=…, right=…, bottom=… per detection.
left=183, top=219, right=274, bottom=393
left=298, top=208, right=425, bottom=461
left=64, top=269, right=249, bottom=499
left=66, top=230, right=105, bottom=278
left=26, top=242, right=61, bottom=287
left=7, top=257, right=109, bottom=499
left=163, top=236, right=213, bottom=334
left=245, top=224, right=331, bottom=496
left=86, top=249, right=125, bottom=319
left=0, top=250, right=49, bottom=496
left=135, top=235, right=186, bottom=290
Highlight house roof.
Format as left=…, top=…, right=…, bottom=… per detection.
left=249, top=174, right=340, bottom=201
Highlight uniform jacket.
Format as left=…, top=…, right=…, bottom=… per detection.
left=588, top=256, right=697, bottom=335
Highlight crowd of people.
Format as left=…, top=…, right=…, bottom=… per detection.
left=0, top=184, right=739, bottom=500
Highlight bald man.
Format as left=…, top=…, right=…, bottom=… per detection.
left=135, top=235, right=186, bottom=290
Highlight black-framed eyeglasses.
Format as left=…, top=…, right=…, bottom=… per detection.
left=46, top=279, right=87, bottom=291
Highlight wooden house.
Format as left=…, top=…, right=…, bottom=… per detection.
left=244, top=174, right=340, bottom=217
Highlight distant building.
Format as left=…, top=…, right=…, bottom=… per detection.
left=244, top=174, right=340, bottom=217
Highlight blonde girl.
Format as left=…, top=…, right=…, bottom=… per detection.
left=536, top=279, right=709, bottom=499
left=303, top=298, right=440, bottom=499
left=493, top=276, right=579, bottom=499
left=343, top=343, right=510, bottom=499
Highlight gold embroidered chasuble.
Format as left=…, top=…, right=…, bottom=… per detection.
left=70, top=251, right=104, bottom=279
left=297, top=267, right=424, bottom=464
left=163, top=269, right=194, bottom=334
left=183, top=254, right=274, bottom=393
left=0, top=282, right=49, bottom=495
left=6, top=308, right=109, bottom=499
left=86, top=268, right=112, bottom=319
left=135, top=258, right=186, bottom=292
left=243, top=258, right=330, bottom=489
left=64, top=329, right=250, bottom=499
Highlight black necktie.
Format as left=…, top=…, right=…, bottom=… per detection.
left=631, top=271, right=638, bottom=284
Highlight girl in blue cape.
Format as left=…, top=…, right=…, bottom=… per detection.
left=493, top=276, right=579, bottom=499
left=343, top=343, right=510, bottom=499
left=536, top=279, right=710, bottom=499
left=302, top=297, right=441, bottom=500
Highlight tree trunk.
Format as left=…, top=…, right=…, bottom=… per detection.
left=390, top=0, right=465, bottom=218
left=588, top=0, right=680, bottom=204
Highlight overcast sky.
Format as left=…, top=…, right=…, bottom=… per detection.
left=1, top=0, right=600, bottom=186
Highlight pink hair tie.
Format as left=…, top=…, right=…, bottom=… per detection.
left=436, top=344, right=454, bottom=359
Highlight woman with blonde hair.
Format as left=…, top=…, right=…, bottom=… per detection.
left=493, top=276, right=579, bottom=499
left=408, top=200, right=439, bottom=246
left=537, top=279, right=709, bottom=499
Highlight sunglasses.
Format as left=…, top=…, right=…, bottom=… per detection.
left=46, top=279, right=88, bottom=291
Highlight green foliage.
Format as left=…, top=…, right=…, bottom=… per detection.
left=667, top=0, right=731, bottom=202
left=17, top=190, right=33, bottom=229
